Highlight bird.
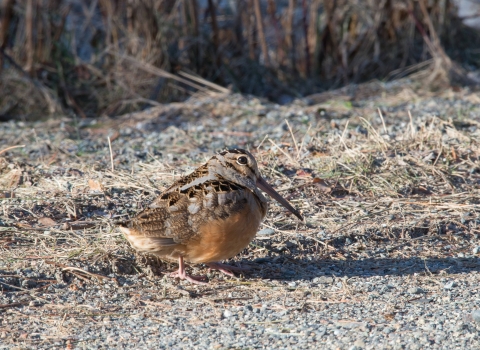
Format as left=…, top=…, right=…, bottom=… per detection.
left=118, top=148, right=303, bottom=284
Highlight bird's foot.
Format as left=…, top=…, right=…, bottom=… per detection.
left=206, top=262, right=250, bottom=277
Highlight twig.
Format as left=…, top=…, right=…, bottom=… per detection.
left=340, top=120, right=350, bottom=150
left=408, top=110, right=415, bottom=138
left=0, top=144, right=25, bottom=155
left=377, top=108, right=387, bottom=133
left=114, top=53, right=226, bottom=94
left=60, top=265, right=117, bottom=283
left=0, top=302, right=28, bottom=309
left=268, top=138, right=298, bottom=165
left=178, top=71, right=229, bottom=93
left=298, top=124, right=311, bottom=159
left=108, top=136, right=114, bottom=172
left=256, top=134, right=269, bottom=150
left=285, top=120, right=299, bottom=158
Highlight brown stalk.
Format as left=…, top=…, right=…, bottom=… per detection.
left=53, top=3, right=71, bottom=42
left=186, top=0, right=199, bottom=70
left=25, top=0, right=34, bottom=74
left=126, top=0, right=133, bottom=34
left=179, top=0, right=188, bottom=50
left=34, top=0, right=43, bottom=62
left=253, top=0, right=269, bottom=67
left=301, top=0, right=310, bottom=76
left=243, top=0, right=256, bottom=60
left=285, top=0, right=296, bottom=72
left=99, top=0, right=115, bottom=48
left=188, top=0, right=199, bottom=37
left=309, top=0, right=321, bottom=74
left=207, top=0, right=221, bottom=69
left=267, top=0, right=283, bottom=64
left=0, top=0, right=14, bottom=73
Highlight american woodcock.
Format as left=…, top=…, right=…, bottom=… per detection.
left=119, top=149, right=303, bottom=284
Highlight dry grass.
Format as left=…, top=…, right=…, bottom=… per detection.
left=1, top=82, right=479, bottom=281
left=1, top=0, right=479, bottom=120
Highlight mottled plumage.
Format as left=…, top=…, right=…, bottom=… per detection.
left=119, top=149, right=302, bottom=284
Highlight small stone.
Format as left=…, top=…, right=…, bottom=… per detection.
left=288, top=281, right=297, bottom=287
left=21, top=279, right=36, bottom=288
left=472, top=246, right=480, bottom=255
left=408, top=287, right=423, bottom=294
left=383, top=327, right=393, bottom=334
left=317, top=230, right=326, bottom=238
left=316, top=276, right=334, bottom=284
left=443, top=281, right=457, bottom=290
left=354, top=339, right=366, bottom=348
left=472, top=310, right=480, bottom=324
left=223, top=310, right=233, bottom=318
left=257, top=228, right=275, bottom=236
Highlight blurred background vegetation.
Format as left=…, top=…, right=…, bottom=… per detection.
left=0, top=0, right=480, bottom=120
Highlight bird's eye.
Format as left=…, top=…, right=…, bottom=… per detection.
left=236, top=156, right=248, bottom=165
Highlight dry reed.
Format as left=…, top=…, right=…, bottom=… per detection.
left=0, top=0, right=478, bottom=120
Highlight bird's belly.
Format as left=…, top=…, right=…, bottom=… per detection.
left=185, top=199, right=265, bottom=263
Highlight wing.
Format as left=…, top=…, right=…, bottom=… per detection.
left=121, top=177, right=252, bottom=247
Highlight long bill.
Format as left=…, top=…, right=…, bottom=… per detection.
left=256, top=176, right=303, bottom=221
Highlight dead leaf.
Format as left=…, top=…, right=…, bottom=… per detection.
left=88, top=179, right=104, bottom=192
left=38, top=217, right=57, bottom=227
left=295, top=169, right=312, bottom=178
left=310, top=150, right=329, bottom=157
left=69, top=284, right=79, bottom=291
left=312, top=178, right=332, bottom=193
left=451, top=146, right=457, bottom=161
left=412, top=186, right=432, bottom=196
left=69, top=168, right=84, bottom=177
left=384, top=313, right=395, bottom=321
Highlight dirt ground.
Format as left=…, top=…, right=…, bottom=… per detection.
left=1, top=80, right=480, bottom=349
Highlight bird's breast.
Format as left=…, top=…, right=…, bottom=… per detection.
left=184, top=192, right=266, bottom=263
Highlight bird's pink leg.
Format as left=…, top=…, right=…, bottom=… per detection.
left=169, top=256, right=208, bottom=284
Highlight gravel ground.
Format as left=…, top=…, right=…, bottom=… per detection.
left=1, top=80, right=480, bottom=349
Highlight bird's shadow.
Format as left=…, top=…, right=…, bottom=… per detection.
left=234, top=255, right=480, bottom=280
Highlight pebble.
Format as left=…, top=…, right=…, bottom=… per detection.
left=223, top=310, right=233, bottom=318
left=443, top=281, right=457, bottom=290
left=408, top=287, right=423, bottom=294
left=472, top=246, right=480, bottom=255
left=257, top=228, right=275, bottom=236
left=472, top=310, right=480, bottom=324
